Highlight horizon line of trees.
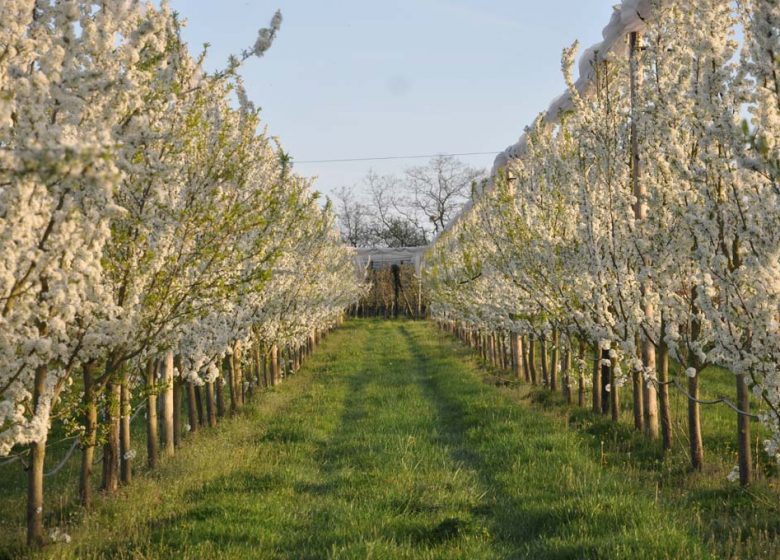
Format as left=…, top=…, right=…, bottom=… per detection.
left=332, top=155, right=486, bottom=248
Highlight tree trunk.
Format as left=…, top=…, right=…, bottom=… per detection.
left=688, top=290, right=704, bottom=471
left=215, top=374, right=226, bottom=418
left=234, top=341, right=244, bottom=405
left=261, top=350, right=269, bottom=388
left=206, top=381, right=217, bottom=427
left=521, top=336, right=531, bottom=383
left=101, top=380, right=121, bottom=493
left=601, top=349, right=611, bottom=415
left=79, top=361, right=98, bottom=508
left=632, top=359, right=645, bottom=432
left=688, top=373, right=704, bottom=471
left=194, top=384, right=205, bottom=426
left=628, top=29, right=660, bottom=440
left=592, top=347, right=602, bottom=414
left=736, top=373, right=752, bottom=486
left=658, top=321, right=673, bottom=451
left=119, top=367, right=132, bottom=485
left=563, top=341, right=572, bottom=404
left=252, top=343, right=261, bottom=394
left=173, top=376, right=183, bottom=446
left=27, top=365, right=48, bottom=547
left=528, top=337, right=538, bottom=385
left=550, top=329, right=559, bottom=392
left=540, top=336, right=549, bottom=387
left=610, top=356, right=620, bottom=422
left=172, top=356, right=183, bottom=445
left=643, top=336, right=659, bottom=440
left=577, top=341, right=586, bottom=406
left=186, top=381, right=199, bottom=435
left=145, top=359, right=159, bottom=469
left=270, top=344, right=280, bottom=385
left=511, top=333, right=522, bottom=380
left=161, top=351, right=175, bottom=458
left=226, top=353, right=237, bottom=414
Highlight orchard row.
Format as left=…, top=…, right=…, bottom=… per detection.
left=0, top=1, right=363, bottom=546
left=426, top=1, right=779, bottom=486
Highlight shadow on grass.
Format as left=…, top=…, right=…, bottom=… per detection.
left=397, top=324, right=707, bottom=560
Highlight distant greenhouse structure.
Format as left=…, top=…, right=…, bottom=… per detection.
left=352, top=247, right=429, bottom=319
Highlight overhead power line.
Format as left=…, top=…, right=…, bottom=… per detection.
left=293, top=151, right=499, bottom=165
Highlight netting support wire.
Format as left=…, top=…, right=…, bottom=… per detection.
left=654, top=378, right=760, bottom=419
left=44, top=439, right=80, bottom=477
left=0, top=402, right=148, bottom=473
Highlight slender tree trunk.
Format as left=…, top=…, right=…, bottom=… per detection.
left=226, top=353, right=237, bottom=414
left=521, top=336, right=531, bottom=383
left=145, top=359, right=159, bottom=469
left=206, top=381, right=217, bottom=427
left=511, top=333, right=522, bottom=380
left=688, top=291, right=704, bottom=471
left=628, top=29, right=660, bottom=440
left=601, top=349, right=611, bottom=415
left=563, top=340, right=572, bottom=404
left=102, top=380, right=121, bottom=493
left=658, top=321, right=673, bottom=451
left=261, top=350, right=269, bottom=388
left=270, top=344, right=280, bottom=385
left=540, top=336, right=549, bottom=387
left=578, top=341, right=586, bottom=407
left=736, top=373, right=752, bottom=486
left=27, top=365, right=48, bottom=547
left=79, top=361, right=98, bottom=508
left=550, top=329, right=559, bottom=391
left=173, top=376, right=182, bottom=446
left=632, top=358, right=645, bottom=432
left=172, top=356, right=183, bottom=445
left=255, top=343, right=263, bottom=386
left=688, top=373, right=704, bottom=471
left=610, top=356, right=620, bottom=422
left=215, top=374, right=225, bottom=418
left=194, top=384, right=205, bottom=427
left=528, top=337, right=538, bottom=385
left=643, top=335, right=659, bottom=440
left=592, top=347, right=602, bottom=414
left=234, top=342, right=244, bottom=405
left=119, top=367, right=132, bottom=485
left=186, top=381, right=198, bottom=435
left=161, top=351, right=175, bottom=458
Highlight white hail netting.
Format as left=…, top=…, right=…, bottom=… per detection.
left=354, top=247, right=427, bottom=275
left=440, top=0, right=652, bottom=235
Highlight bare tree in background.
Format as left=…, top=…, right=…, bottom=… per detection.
left=332, top=156, right=485, bottom=247
left=333, top=186, right=375, bottom=247
left=402, top=155, right=485, bottom=234
left=366, top=171, right=428, bottom=247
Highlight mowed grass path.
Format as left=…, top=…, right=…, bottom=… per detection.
left=15, top=320, right=713, bottom=559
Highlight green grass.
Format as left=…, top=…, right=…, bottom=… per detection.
left=0, top=320, right=748, bottom=558
left=466, top=336, right=780, bottom=559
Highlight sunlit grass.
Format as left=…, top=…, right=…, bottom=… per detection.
left=5, top=320, right=768, bottom=558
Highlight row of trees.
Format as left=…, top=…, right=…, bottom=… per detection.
left=426, top=0, right=778, bottom=487
left=350, top=264, right=428, bottom=319
left=0, top=1, right=363, bottom=546
left=334, top=156, right=485, bottom=248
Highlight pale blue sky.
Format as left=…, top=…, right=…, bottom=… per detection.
left=169, top=0, right=617, bottom=198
